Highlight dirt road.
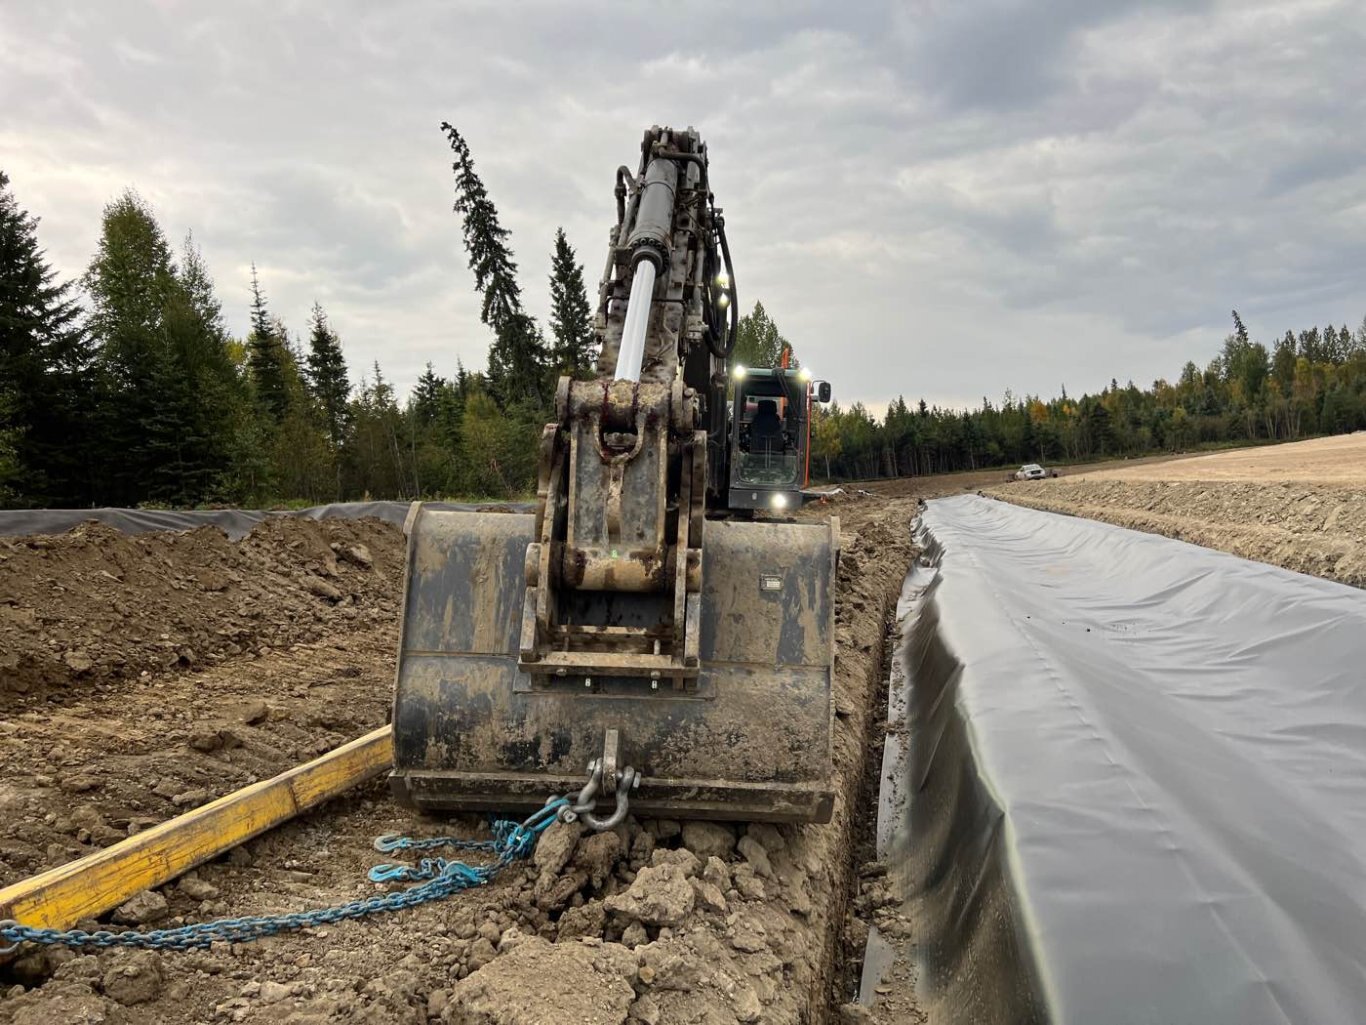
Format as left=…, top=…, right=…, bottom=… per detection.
left=988, top=434, right=1366, bottom=586
left=0, top=494, right=924, bottom=1025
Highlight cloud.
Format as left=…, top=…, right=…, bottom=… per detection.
left=1, top=0, right=1363, bottom=410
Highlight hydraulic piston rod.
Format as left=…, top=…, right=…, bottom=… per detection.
left=613, top=262, right=656, bottom=382
left=612, top=154, right=677, bottom=382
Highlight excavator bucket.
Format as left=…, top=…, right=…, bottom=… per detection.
left=389, top=505, right=838, bottom=823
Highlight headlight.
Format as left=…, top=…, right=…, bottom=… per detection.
left=732, top=364, right=747, bottom=379
left=770, top=493, right=788, bottom=510
left=797, top=367, right=812, bottom=382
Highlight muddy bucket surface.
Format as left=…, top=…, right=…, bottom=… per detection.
left=390, top=507, right=836, bottom=823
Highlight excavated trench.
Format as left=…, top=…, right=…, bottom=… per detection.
left=828, top=597, right=900, bottom=1015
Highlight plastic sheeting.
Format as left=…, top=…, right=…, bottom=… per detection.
left=882, top=494, right=1366, bottom=1025
left=0, top=501, right=532, bottom=541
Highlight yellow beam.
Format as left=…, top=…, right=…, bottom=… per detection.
left=0, top=725, right=393, bottom=932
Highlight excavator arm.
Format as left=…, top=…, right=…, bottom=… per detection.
left=390, top=127, right=838, bottom=825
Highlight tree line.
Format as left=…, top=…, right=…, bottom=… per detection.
left=1, top=126, right=800, bottom=511
left=809, top=309, right=1366, bottom=480
left=4, top=136, right=1365, bottom=509
left=0, top=130, right=597, bottom=509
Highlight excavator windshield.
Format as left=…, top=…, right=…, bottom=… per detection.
left=733, top=377, right=802, bottom=486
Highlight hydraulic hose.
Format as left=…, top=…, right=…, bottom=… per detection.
left=708, top=213, right=738, bottom=359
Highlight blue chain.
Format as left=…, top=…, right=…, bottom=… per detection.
left=0, top=799, right=566, bottom=955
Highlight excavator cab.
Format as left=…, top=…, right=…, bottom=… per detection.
left=727, top=366, right=832, bottom=513
left=389, top=127, right=838, bottom=827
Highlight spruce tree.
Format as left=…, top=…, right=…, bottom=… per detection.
left=548, top=228, right=595, bottom=375
left=412, top=362, right=445, bottom=424
left=0, top=170, right=94, bottom=505
left=247, top=265, right=292, bottom=421
left=440, top=122, right=548, bottom=405
left=165, top=234, right=253, bottom=501
left=84, top=191, right=188, bottom=503
left=0, top=386, right=21, bottom=503
left=408, top=365, right=468, bottom=497
left=488, top=312, right=550, bottom=406
left=305, top=301, right=350, bottom=446
left=342, top=362, right=412, bottom=499
left=84, top=193, right=244, bottom=505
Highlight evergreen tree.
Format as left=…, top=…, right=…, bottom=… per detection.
left=548, top=227, right=595, bottom=375
left=272, top=402, right=335, bottom=502
left=84, top=191, right=201, bottom=504
left=160, top=235, right=254, bottom=502
left=412, top=362, right=445, bottom=424
left=247, top=265, right=292, bottom=421
left=1231, top=309, right=1249, bottom=345
left=732, top=301, right=794, bottom=370
left=441, top=123, right=523, bottom=330
left=408, top=367, right=473, bottom=498
left=440, top=122, right=548, bottom=405
left=1220, top=311, right=1268, bottom=410
left=1297, top=327, right=1324, bottom=363
left=305, top=301, right=350, bottom=446
left=266, top=312, right=327, bottom=498
left=488, top=312, right=550, bottom=406
left=1335, top=324, right=1356, bottom=363
left=82, top=197, right=249, bottom=505
left=342, top=362, right=412, bottom=499
left=0, top=169, right=93, bottom=506
left=0, top=386, right=21, bottom=503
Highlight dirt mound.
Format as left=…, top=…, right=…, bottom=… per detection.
left=1066, top=432, right=1366, bottom=484
left=1, top=500, right=920, bottom=1025
left=991, top=480, right=1366, bottom=586
left=0, top=516, right=405, bottom=706
left=0, top=627, right=395, bottom=883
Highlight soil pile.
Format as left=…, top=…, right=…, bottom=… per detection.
left=0, top=517, right=406, bottom=704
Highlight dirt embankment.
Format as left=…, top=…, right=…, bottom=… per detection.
left=1, top=497, right=919, bottom=1025
left=987, top=435, right=1366, bottom=587
left=991, top=480, right=1365, bottom=585
left=1058, top=432, right=1366, bottom=485
left=0, top=517, right=406, bottom=704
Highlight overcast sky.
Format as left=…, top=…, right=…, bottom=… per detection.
left=3, top=0, right=1364, bottom=411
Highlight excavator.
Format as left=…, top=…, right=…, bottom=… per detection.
left=728, top=361, right=832, bottom=514
left=389, top=127, right=836, bottom=829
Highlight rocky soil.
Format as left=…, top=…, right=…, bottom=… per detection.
left=0, top=496, right=921, bottom=1025
left=0, top=516, right=406, bottom=703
